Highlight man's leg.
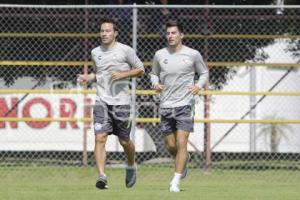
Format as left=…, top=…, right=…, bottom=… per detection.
left=112, top=104, right=136, bottom=188
left=119, top=138, right=135, bottom=166
left=93, top=100, right=112, bottom=189
left=119, top=138, right=136, bottom=188
left=164, top=133, right=177, bottom=157
left=175, top=130, right=189, bottom=174
left=175, top=105, right=193, bottom=180
left=165, top=130, right=190, bottom=173
left=95, top=133, right=108, bottom=175
left=160, top=107, right=181, bottom=192
left=95, top=133, right=109, bottom=189
left=169, top=130, right=190, bottom=192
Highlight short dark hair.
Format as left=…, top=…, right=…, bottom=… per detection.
left=166, top=20, right=184, bottom=33
left=100, top=18, right=118, bottom=32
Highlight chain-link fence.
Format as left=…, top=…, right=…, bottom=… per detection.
left=1, top=5, right=300, bottom=181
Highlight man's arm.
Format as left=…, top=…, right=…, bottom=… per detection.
left=77, top=73, right=96, bottom=84
left=77, top=52, right=97, bottom=84
left=150, top=73, right=165, bottom=92
left=113, top=46, right=145, bottom=81
left=150, top=53, right=165, bottom=92
left=111, top=68, right=144, bottom=81
left=195, top=52, right=209, bottom=88
left=188, top=52, right=209, bottom=95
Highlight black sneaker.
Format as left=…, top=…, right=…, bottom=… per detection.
left=125, top=165, right=137, bottom=188
left=96, top=174, right=108, bottom=189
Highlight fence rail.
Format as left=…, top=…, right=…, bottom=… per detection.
left=2, top=61, right=300, bottom=68
left=2, top=89, right=300, bottom=96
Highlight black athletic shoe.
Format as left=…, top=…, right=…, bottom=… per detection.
left=125, top=165, right=137, bottom=188
left=96, top=174, right=108, bottom=189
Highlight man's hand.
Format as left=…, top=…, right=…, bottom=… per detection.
left=188, top=85, right=201, bottom=95
left=77, top=73, right=95, bottom=84
left=111, top=71, right=126, bottom=81
left=153, top=84, right=165, bottom=93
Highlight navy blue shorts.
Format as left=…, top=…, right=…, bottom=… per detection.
left=160, top=105, right=194, bottom=135
left=93, top=101, right=131, bottom=140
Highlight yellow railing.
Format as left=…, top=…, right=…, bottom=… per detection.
left=1, top=89, right=300, bottom=96
left=1, top=60, right=300, bottom=68
left=1, top=117, right=300, bottom=124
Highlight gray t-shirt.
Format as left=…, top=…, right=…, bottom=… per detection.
left=150, top=45, right=209, bottom=108
left=91, top=42, right=144, bottom=105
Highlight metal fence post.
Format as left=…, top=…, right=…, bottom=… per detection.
left=131, top=3, right=138, bottom=142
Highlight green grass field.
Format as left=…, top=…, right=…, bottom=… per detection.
left=0, top=166, right=299, bottom=200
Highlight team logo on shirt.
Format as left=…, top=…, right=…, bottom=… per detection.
left=163, top=59, right=168, bottom=64
left=94, top=123, right=103, bottom=131
left=98, top=55, right=102, bottom=60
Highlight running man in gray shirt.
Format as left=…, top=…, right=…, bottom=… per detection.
left=150, top=20, right=209, bottom=192
left=77, top=18, right=144, bottom=190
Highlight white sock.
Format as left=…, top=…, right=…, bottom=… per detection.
left=99, top=173, right=106, bottom=177
left=171, top=173, right=182, bottom=185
